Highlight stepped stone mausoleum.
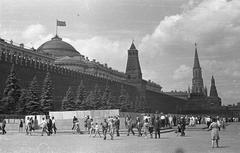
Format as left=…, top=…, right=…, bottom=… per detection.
left=0, top=35, right=221, bottom=114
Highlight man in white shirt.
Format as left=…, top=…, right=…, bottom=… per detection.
left=40, top=118, right=47, bottom=136
left=52, top=116, right=57, bottom=134
left=160, top=114, right=166, bottom=127
left=25, top=117, right=30, bottom=135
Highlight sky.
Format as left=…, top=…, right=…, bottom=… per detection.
left=0, top=0, right=240, bottom=105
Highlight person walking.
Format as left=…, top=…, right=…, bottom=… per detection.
left=84, top=116, right=89, bottom=131
left=206, top=116, right=211, bottom=128
left=47, top=117, right=53, bottom=136
left=115, top=116, right=120, bottom=137
left=52, top=116, right=57, bottom=134
left=2, top=118, right=7, bottom=135
left=87, top=117, right=92, bottom=134
left=136, top=117, right=142, bottom=137
left=169, top=115, right=173, bottom=128
left=126, top=116, right=135, bottom=136
left=28, top=117, right=33, bottom=135
left=25, top=117, right=30, bottom=135
left=102, top=119, right=108, bottom=140
left=160, top=114, right=165, bottom=128
left=143, top=118, right=149, bottom=138
left=94, top=123, right=101, bottom=138
left=40, top=118, right=48, bottom=136
left=19, top=119, right=23, bottom=133
left=180, top=117, right=186, bottom=136
left=209, top=118, right=220, bottom=148
left=89, top=119, right=95, bottom=137
left=109, top=119, right=115, bottom=140
left=154, top=116, right=161, bottom=139
left=149, top=116, right=154, bottom=138
left=173, top=115, right=177, bottom=126
left=72, top=116, right=78, bottom=131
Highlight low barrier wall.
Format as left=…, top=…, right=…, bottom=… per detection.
left=49, top=109, right=120, bottom=130
left=1, top=110, right=157, bottom=131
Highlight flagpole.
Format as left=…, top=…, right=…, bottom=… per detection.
left=56, top=19, right=58, bottom=36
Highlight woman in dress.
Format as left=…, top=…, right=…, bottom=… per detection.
left=143, top=118, right=149, bottom=138
left=209, top=118, right=220, bottom=148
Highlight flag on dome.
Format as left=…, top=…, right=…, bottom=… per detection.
left=57, top=20, right=66, bottom=26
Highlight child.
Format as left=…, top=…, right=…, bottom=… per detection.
left=176, top=123, right=181, bottom=136
left=94, top=123, right=101, bottom=138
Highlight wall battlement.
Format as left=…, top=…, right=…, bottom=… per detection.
left=0, top=51, right=129, bottom=85
left=0, top=50, right=141, bottom=110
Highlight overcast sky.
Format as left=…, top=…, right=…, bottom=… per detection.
left=1, top=0, right=240, bottom=105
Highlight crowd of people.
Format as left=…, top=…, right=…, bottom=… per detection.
left=81, top=115, right=120, bottom=140
left=1, top=112, right=239, bottom=148
left=23, top=116, right=57, bottom=136
left=76, top=114, right=186, bottom=140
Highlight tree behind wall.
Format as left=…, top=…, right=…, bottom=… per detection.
left=0, top=64, right=21, bottom=114
left=16, top=89, right=29, bottom=115
left=40, top=72, right=54, bottom=115
left=75, top=80, right=87, bottom=110
left=62, top=86, right=76, bottom=111
left=25, top=75, right=41, bottom=115
left=85, top=91, right=94, bottom=110
left=91, top=84, right=102, bottom=109
left=118, top=85, right=130, bottom=112
left=101, top=83, right=111, bottom=109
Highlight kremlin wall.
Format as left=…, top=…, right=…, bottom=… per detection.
left=0, top=35, right=223, bottom=114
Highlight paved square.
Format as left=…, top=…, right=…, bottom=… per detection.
left=0, top=123, right=239, bottom=153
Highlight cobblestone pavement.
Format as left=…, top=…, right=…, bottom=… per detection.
left=0, top=123, right=239, bottom=153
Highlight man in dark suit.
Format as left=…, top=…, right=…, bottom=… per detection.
left=126, top=116, right=135, bottom=136
left=102, top=119, right=108, bottom=140
left=2, top=118, right=7, bottom=135
left=47, top=116, right=53, bottom=136
left=154, top=116, right=161, bottom=139
left=115, top=116, right=120, bottom=136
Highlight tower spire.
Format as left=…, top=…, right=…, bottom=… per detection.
left=130, top=40, right=136, bottom=50
left=211, top=75, right=215, bottom=86
left=192, top=43, right=204, bottom=94
left=210, top=75, right=218, bottom=97
left=126, top=41, right=142, bottom=81
left=194, top=42, right=200, bottom=68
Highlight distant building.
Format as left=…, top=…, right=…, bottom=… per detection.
left=237, top=102, right=240, bottom=107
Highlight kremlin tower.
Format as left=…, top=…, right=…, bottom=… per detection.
left=125, top=41, right=142, bottom=83
left=208, top=76, right=222, bottom=107
left=192, top=43, right=204, bottom=95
